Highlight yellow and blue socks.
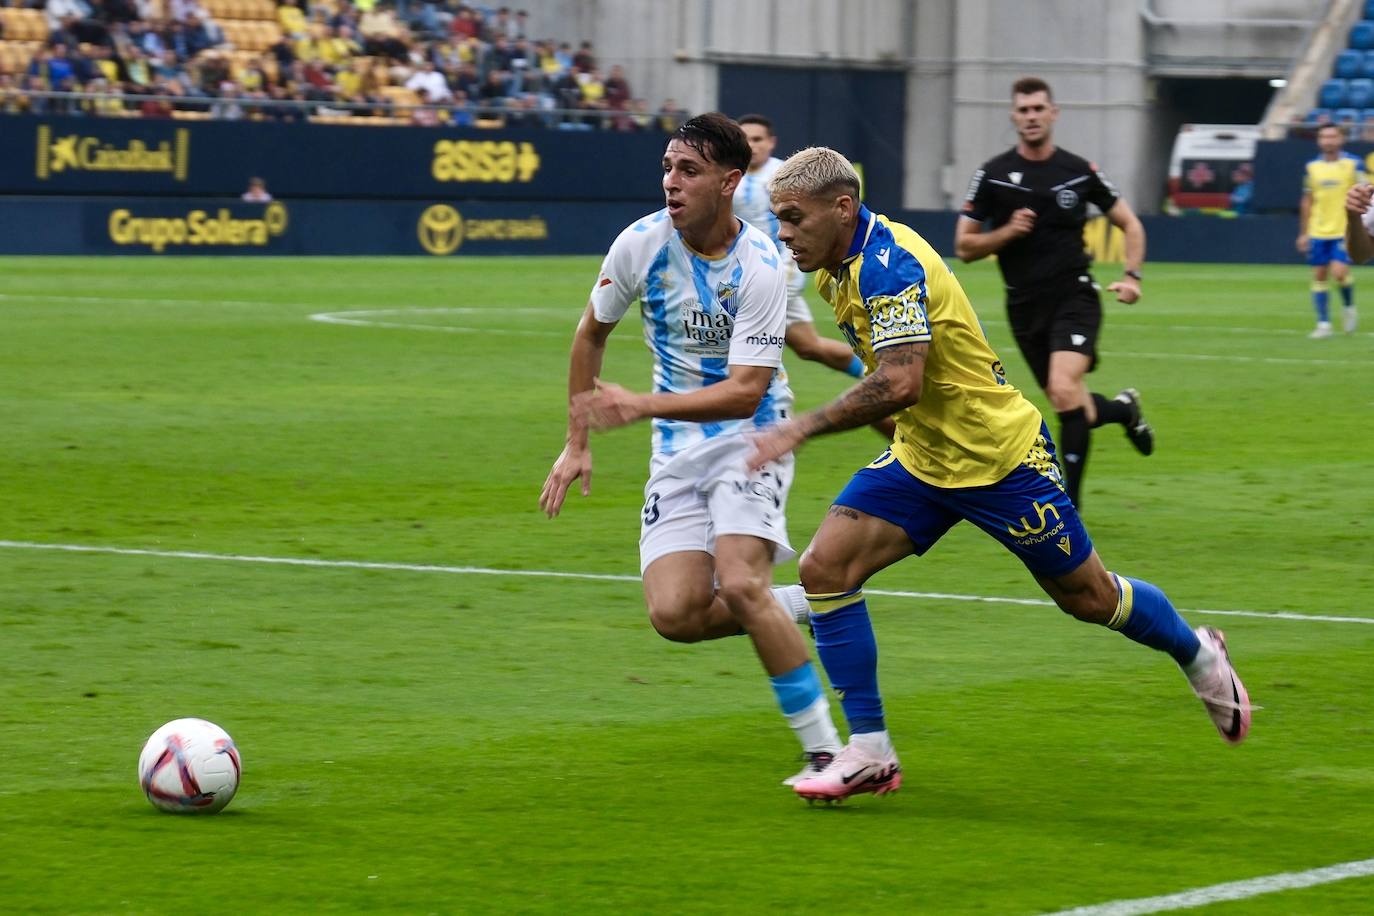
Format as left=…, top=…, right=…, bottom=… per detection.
left=1107, top=573, right=1206, bottom=669
left=1312, top=281, right=1330, bottom=324
left=769, top=661, right=841, bottom=753
left=806, top=588, right=886, bottom=734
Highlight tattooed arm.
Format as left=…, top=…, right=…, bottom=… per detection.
left=746, top=341, right=926, bottom=469
left=799, top=342, right=925, bottom=436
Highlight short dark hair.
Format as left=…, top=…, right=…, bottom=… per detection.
left=736, top=113, right=773, bottom=134
left=672, top=112, right=750, bottom=173
left=1012, top=77, right=1053, bottom=101
left=1318, top=123, right=1345, bottom=137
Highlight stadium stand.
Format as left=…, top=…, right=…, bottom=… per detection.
left=1335, top=48, right=1362, bottom=77
left=0, top=1, right=679, bottom=129
left=1352, top=19, right=1374, bottom=49
left=1348, top=75, right=1374, bottom=106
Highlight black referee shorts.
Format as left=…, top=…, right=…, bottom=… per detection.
left=1005, top=274, right=1102, bottom=389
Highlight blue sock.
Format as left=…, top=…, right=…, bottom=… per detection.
left=1313, top=284, right=1330, bottom=323
left=1340, top=280, right=1354, bottom=308
left=1107, top=574, right=1201, bottom=667
left=768, top=660, right=823, bottom=715
left=845, top=355, right=864, bottom=378
left=807, top=589, right=885, bottom=733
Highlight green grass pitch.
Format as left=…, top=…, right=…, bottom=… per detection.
left=1, top=254, right=1372, bottom=914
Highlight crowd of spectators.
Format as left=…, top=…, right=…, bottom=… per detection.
left=0, top=0, right=693, bottom=129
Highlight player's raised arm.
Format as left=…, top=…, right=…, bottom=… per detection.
left=540, top=302, right=617, bottom=518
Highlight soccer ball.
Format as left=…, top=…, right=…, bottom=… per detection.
left=138, top=718, right=241, bottom=814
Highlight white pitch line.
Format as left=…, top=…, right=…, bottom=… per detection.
left=1, top=540, right=1370, bottom=625
left=5, top=291, right=1369, bottom=347
left=306, top=308, right=1371, bottom=365
left=1045, top=856, right=1374, bottom=915
left=308, top=307, right=573, bottom=337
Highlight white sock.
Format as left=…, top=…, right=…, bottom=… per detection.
left=1183, top=637, right=1217, bottom=681
left=850, top=729, right=895, bottom=757
left=771, top=584, right=810, bottom=625
left=785, top=696, right=841, bottom=754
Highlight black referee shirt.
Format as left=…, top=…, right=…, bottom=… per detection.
left=962, top=147, right=1121, bottom=292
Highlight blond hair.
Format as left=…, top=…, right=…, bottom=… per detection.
left=769, top=146, right=861, bottom=199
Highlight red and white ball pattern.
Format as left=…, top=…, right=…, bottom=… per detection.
left=138, top=718, right=241, bottom=814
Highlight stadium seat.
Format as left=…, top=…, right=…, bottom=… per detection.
left=1366, top=0, right=1374, bottom=21
left=1336, top=49, right=1362, bottom=78
left=1348, top=77, right=1374, bottom=108
left=1334, top=107, right=1361, bottom=126
left=1351, top=20, right=1374, bottom=51
left=1320, top=78, right=1349, bottom=109
left=1305, top=107, right=1332, bottom=124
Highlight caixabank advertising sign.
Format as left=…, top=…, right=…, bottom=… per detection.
left=1, top=115, right=666, bottom=201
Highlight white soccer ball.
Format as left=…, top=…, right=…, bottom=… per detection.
left=138, top=718, right=241, bottom=814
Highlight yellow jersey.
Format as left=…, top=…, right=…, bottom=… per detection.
left=1303, top=153, right=1365, bottom=239
left=816, top=207, right=1043, bottom=488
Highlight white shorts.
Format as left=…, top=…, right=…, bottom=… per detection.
left=784, top=259, right=813, bottom=326
left=639, top=435, right=795, bottom=573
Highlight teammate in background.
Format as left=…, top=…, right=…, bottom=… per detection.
left=539, top=113, right=843, bottom=787
left=954, top=77, right=1152, bottom=509
left=1299, top=124, right=1363, bottom=337
left=748, top=146, right=1253, bottom=802
left=735, top=114, right=867, bottom=377
left=735, top=114, right=896, bottom=441
left=1343, top=180, right=1374, bottom=266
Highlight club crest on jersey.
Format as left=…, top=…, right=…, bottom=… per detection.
left=716, top=281, right=739, bottom=317
left=1056, top=188, right=1079, bottom=209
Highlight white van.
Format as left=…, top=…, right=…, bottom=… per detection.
left=1166, top=124, right=1262, bottom=212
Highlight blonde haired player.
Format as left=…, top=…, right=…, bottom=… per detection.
left=748, top=146, right=1253, bottom=802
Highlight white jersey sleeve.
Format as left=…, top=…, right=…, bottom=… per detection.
left=727, top=231, right=788, bottom=368
left=589, top=221, right=649, bottom=323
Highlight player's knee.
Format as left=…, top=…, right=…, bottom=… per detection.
left=645, top=595, right=712, bottom=642
left=647, top=605, right=705, bottom=642
left=797, top=546, right=852, bottom=595
left=1045, top=380, right=1082, bottom=412
left=715, top=572, right=770, bottom=619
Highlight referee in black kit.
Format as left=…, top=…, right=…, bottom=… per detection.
left=955, top=77, right=1153, bottom=509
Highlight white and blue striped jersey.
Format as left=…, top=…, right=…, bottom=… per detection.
left=734, top=157, right=808, bottom=305
left=590, top=208, right=794, bottom=466
left=733, top=157, right=783, bottom=252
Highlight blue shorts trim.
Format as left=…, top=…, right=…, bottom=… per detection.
left=1307, top=237, right=1351, bottom=267
left=833, top=425, right=1092, bottom=579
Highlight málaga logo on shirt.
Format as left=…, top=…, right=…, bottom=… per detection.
left=680, top=300, right=733, bottom=355
left=715, top=282, right=739, bottom=317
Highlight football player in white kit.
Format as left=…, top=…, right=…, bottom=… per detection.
left=540, top=113, right=842, bottom=786
left=734, top=114, right=866, bottom=377
left=736, top=114, right=895, bottom=440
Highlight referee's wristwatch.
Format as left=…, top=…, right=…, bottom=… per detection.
left=1123, top=269, right=1142, bottom=281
